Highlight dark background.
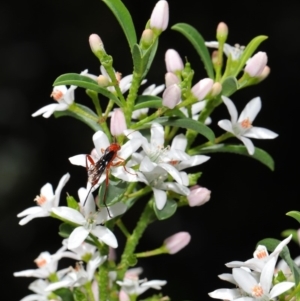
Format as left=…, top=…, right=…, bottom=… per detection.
left=1, top=0, right=299, bottom=300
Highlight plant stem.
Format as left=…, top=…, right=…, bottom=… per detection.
left=135, top=246, right=168, bottom=258
left=116, top=219, right=131, bottom=238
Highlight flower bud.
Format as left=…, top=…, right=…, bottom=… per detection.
left=119, top=290, right=130, bottom=301
left=150, top=0, right=169, bottom=32
left=89, top=34, right=105, bottom=53
left=191, top=78, right=214, bottom=101
left=210, top=82, right=222, bottom=96
left=244, top=51, right=268, bottom=77
left=257, top=65, right=270, bottom=82
left=140, top=29, right=155, bottom=49
left=165, top=72, right=180, bottom=87
left=110, top=109, right=127, bottom=136
left=97, top=75, right=110, bottom=87
left=162, top=84, right=181, bottom=109
left=164, top=232, right=191, bottom=254
left=165, top=49, right=184, bottom=73
left=187, top=185, right=211, bottom=207
left=216, top=22, right=228, bottom=43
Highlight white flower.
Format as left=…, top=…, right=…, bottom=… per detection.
left=52, top=187, right=126, bottom=249
left=20, top=279, right=54, bottom=301
left=180, top=101, right=212, bottom=125
left=205, top=41, right=245, bottom=61
left=32, top=70, right=88, bottom=118
left=232, top=256, right=294, bottom=301
left=69, top=130, right=142, bottom=192
left=218, top=96, right=278, bottom=155
left=17, top=173, right=70, bottom=225
left=117, top=268, right=167, bottom=296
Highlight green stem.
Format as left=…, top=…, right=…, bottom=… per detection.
left=187, top=132, right=234, bottom=155
left=135, top=246, right=168, bottom=258
left=127, top=186, right=152, bottom=199
left=117, top=201, right=155, bottom=279
left=99, top=244, right=109, bottom=301
left=85, top=282, right=96, bottom=301
left=116, top=219, right=131, bottom=238
left=164, top=126, right=179, bottom=145
left=215, top=41, right=224, bottom=82
left=87, top=90, right=103, bottom=117
left=130, top=108, right=167, bottom=130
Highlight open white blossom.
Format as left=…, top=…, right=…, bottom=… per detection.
left=218, top=96, right=278, bottom=155
left=205, top=41, right=245, bottom=61
left=17, top=173, right=70, bottom=225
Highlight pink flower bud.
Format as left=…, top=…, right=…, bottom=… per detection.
left=150, top=0, right=169, bottom=31
left=162, top=84, right=181, bottom=109
left=191, top=78, right=214, bottom=101
left=165, top=49, right=184, bottom=73
left=89, top=34, right=105, bottom=53
left=119, top=290, right=130, bottom=301
left=244, top=51, right=268, bottom=77
left=257, top=65, right=270, bottom=82
left=140, top=29, right=155, bottom=49
left=187, top=185, right=211, bottom=207
left=110, top=109, right=127, bottom=136
left=216, top=22, right=228, bottom=42
left=164, top=232, right=191, bottom=254
left=165, top=72, right=180, bottom=87
left=210, top=82, right=222, bottom=96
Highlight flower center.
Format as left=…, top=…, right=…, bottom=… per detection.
left=34, top=194, right=47, bottom=205
left=51, top=89, right=63, bottom=101
left=35, top=257, right=47, bottom=268
left=240, top=118, right=252, bottom=129
left=83, top=213, right=97, bottom=231
left=147, top=145, right=170, bottom=163
left=254, top=246, right=268, bottom=259
left=252, top=284, right=264, bottom=297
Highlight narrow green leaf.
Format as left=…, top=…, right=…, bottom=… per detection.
left=74, top=288, right=87, bottom=301
left=165, top=108, right=187, bottom=118
left=258, top=237, right=300, bottom=285
left=234, top=35, right=268, bottom=77
left=221, top=76, right=238, bottom=96
left=134, top=95, right=162, bottom=110
left=54, top=288, right=74, bottom=301
left=172, top=23, right=214, bottom=79
left=140, top=117, right=215, bottom=142
left=58, top=223, right=75, bottom=238
left=287, top=211, right=300, bottom=224
left=53, top=73, right=122, bottom=107
left=142, top=38, right=158, bottom=78
left=200, top=144, right=275, bottom=171
left=154, top=199, right=177, bottom=220
left=98, top=180, right=127, bottom=207
left=102, top=0, right=137, bottom=50
left=132, top=44, right=143, bottom=75
left=54, top=104, right=103, bottom=132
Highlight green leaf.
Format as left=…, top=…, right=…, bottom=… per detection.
left=102, top=0, right=137, bottom=50
left=142, top=38, right=158, bottom=78
left=132, top=44, right=143, bottom=75
left=200, top=144, right=275, bottom=171
left=134, top=95, right=162, bottom=110
left=66, top=195, right=79, bottom=210
left=98, top=179, right=127, bottom=208
left=221, top=76, right=238, bottom=96
left=287, top=211, right=300, bottom=224
left=172, top=23, right=214, bottom=79
left=154, top=199, right=177, bottom=220
left=58, top=223, right=75, bottom=238
left=258, top=237, right=300, bottom=285
left=139, top=117, right=215, bottom=142
left=281, top=229, right=299, bottom=244
left=234, top=35, right=268, bottom=77
left=54, top=288, right=74, bottom=301
left=53, top=73, right=122, bottom=107
left=74, top=288, right=87, bottom=301
left=54, top=104, right=103, bottom=132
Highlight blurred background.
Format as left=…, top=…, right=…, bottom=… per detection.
left=1, top=0, right=299, bottom=300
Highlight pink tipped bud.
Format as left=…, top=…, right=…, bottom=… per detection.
left=110, top=109, right=127, bottom=136
left=244, top=51, right=268, bottom=77
left=89, top=34, right=105, bottom=53
left=165, top=72, right=180, bottom=87
left=165, top=49, right=184, bottom=73
left=210, top=82, right=222, bottom=96
left=216, top=22, right=228, bottom=42
left=187, top=185, right=211, bottom=207
left=191, top=78, right=214, bottom=101
left=162, top=84, right=181, bottom=109
left=141, top=29, right=155, bottom=49
left=257, top=65, right=270, bottom=82
left=164, top=232, right=191, bottom=254
left=150, top=0, right=169, bottom=31
left=119, top=290, right=130, bottom=301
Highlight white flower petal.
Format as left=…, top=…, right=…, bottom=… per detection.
left=141, top=280, right=167, bottom=289
left=239, top=136, right=255, bottom=155
left=152, top=188, right=167, bottom=210
left=208, top=288, right=241, bottom=300
left=243, top=127, right=278, bottom=139
left=177, top=155, right=210, bottom=170
left=92, top=226, right=118, bottom=248
left=69, top=154, right=87, bottom=167
left=238, top=97, right=261, bottom=123
left=32, top=104, right=59, bottom=118
left=17, top=206, right=43, bottom=218
left=118, top=138, right=142, bottom=160
left=260, top=256, right=276, bottom=293
left=218, top=273, right=237, bottom=285
left=52, top=207, right=86, bottom=225
left=78, top=187, right=95, bottom=215
left=232, top=268, right=257, bottom=295
left=218, top=119, right=234, bottom=134
left=19, top=211, right=49, bottom=225
left=112, top=166, right=139, bottom=182
left=93, top=131, right=110, bottom=156
left=222, top=96, right=238, bottom=123
left=159, top=163, right=183, bottom=184
left=40, top=183, right=54, bottom=199
left=151, top=123, right=164, bottom=146
left=54, top=173, right=70, bottom=207
left=68, top=227, right=90, bottom=249
left=269, top=282, right=295, bottom=299
left=171, top=134, right=187, bottom=151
